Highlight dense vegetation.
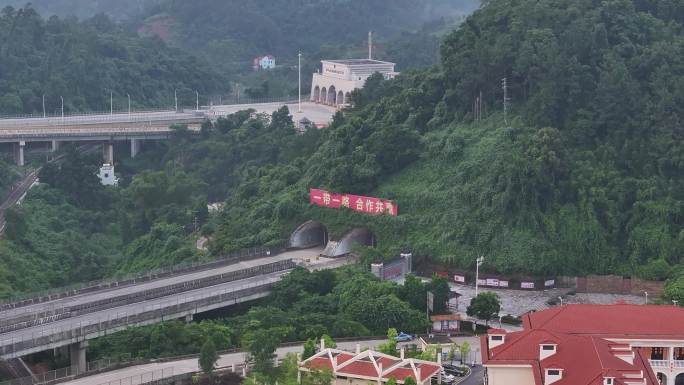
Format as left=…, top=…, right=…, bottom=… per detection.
left=199, top=0, right=684, bottom=285
left=0, top=6, right=225, bottom=115
left=0, top=0, right=163, bottom=20
left=88, top=268, right=449, bottom=360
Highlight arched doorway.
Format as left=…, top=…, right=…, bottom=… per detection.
left=676, top=373, right=684, bottom=385
left=321, top=87, right=327, bottom=104
left=657, top=373, right=667, bottom=385
left=323, top=228, right=375, bottom=257
left=328, top=86, right=337, bottom=105
left=313, top=86, right=320, bottom=103
left=289, top=220, right=328, bottom=249
left=337, top=91, right=344, bottom=105
left=345, top=92, right=352, bottom=105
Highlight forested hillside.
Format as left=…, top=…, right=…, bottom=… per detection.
left=0, top=0, right=163, bottom=19
left=199, top=0, right=684, bottom=287
left=0, top=6, right=225, bottom=115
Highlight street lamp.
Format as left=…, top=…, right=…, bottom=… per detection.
left=475, top=256, right=485, bottom=297
left=42, top=94, right=46, bottom=118
left=644, top=291, right=649, bottom=304
left=127, top=94, right=131, bottom=116
left=558, top=296, right=563, bottom=306
left=195, top=90, right=199, bottom=111
left=60, top=96, right=64, bottom=119
left=174, top=89, right=178, bottom=112
left=110, top=90, right=113, bottom=115
left=298, top=51, right=302, bottom=113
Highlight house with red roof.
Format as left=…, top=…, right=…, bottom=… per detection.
left=299, top=341, right=442, bottom=385
left=481, top=304, right=684, bottom=385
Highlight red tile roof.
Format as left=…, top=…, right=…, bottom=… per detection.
left=300, top=349, right=440, bottom=384
left=482, top=304, right=679, bottom=385
left=523, top=304, right=684, bottom=338
left=430, top=314, right=461, bottom=322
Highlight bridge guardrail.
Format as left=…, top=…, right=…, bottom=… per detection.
left=0, top=280, right=278, bottom=358
left=0, top=259, right=296, bottom=333
left=0, top=246, right=285, bottom=311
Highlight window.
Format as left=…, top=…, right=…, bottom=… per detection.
left=104, top=173, right=109, bottom=178
left=605, top=378, right=613, bottom=385
left=547, top=370, right=560, bottom=376
left=652, top=347, right=665, bottom=360
left=491, top=336, right=503, bottom=341
left=542, top=345, right=555, bottom=351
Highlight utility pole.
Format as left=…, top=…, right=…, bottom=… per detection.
left=368, top=31, right=373, bottom=60
left=298, top=51, right=302, bottom=113
left=502, top=77, right=510, bottom=125
left=475, top=256, right=485, bottom=297
left=42, top=95, right=46, bottom=118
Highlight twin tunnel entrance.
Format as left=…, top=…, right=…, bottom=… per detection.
left=289, top=220, right=375, bottom=257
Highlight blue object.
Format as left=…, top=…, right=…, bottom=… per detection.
left=395, top=332, right=414, bottom=341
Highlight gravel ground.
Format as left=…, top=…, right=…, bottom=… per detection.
left=449, top=283, right=645, bottom=317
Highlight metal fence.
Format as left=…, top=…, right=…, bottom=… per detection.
left=0, top=277, right=282, bottom=358
left=0, top=357, right=135, bottom=385
left=0, top=246, right=283, bottom=310
left=0, top=259, right=295, bottom=334
left=95, top=368, right=176, bottom=385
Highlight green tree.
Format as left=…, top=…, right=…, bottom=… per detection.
left=427, top=276, right=450, bottom=314
left=404, top=376, right=416, bottom=385
left=242, top=328, right=284, bottom=374
left=466, top=292, right=501, bottom=325
left=459, top=341, right=470, bottom=364
left=378, top=328, right=398, bottom=356
left=302, top=339, right=317, bottom=360
left=199, top=339, right=218, bottom=374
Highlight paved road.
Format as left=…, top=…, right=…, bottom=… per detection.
left=0, top=248, right=326, bottom=354
left=61, top=339, right=387, bottom=385
left=0, top=248, right=322, bottom=320
left=458, top=366, right=484, bottom=385
left=0, top=112, right=199, bottom=129
left=209, top=102, right=336, bottom=125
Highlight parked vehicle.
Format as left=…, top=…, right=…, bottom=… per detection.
left=443, top=364, right=468, bottom=377
left=395, top=332, right=414, bottom=342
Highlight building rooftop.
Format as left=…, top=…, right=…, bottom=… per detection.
left=524, top=304, right=684, bottom=339
left=323, top=59, right=395, bottom=66
left=301, top=348, right=440, bottom=384
left=481, top=304, right=684, bottom=385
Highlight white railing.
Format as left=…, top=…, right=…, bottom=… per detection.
left=674, top=360, right=684, bottom=368
left=649, top=359, right=668, bottom=368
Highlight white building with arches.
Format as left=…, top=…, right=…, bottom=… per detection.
left=310, top=59, right=398, bottom=107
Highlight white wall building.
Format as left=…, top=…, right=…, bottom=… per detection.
left=310, top=59, right=398, bottom=107
left=98, top=164, right=118, bottom=186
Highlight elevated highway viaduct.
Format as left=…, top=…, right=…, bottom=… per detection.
left=0, top=247, right=340, bottom=374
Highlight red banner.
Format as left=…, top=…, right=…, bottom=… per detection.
left=309, top=188, right=397, bottom=216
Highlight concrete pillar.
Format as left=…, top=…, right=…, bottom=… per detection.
left=51, top=140, right=60, bottom=152
left=184, top=314, right=193, bottom=323
left=14, top=141, right=25, bottom=166
left=130, top=139, right=141, bottom=158
left=69, top=341, right=88, bottom=375
left=103, top=142, right=114, bottom=164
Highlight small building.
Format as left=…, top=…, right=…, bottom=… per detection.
left=418, top=334, right=456, bottom=361
left=430, top=314, right=461, bottom=333
left=300, top=344, right=441, bottom=385
left=481, top=304, right=684, bottom=385
left=310, top=59, right=398, bottom=107
left=97, top=164, right=118, bottom=186
left=253, top=55, right=276, bottom=70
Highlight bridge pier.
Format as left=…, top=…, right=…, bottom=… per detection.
left=69, top=341, right=88, bottom=375
left=130, top=139, right=141, bottom=158
left=13, top=141, right=25, bottom=166
left=51, top=140, right=60, bottom=152
left=103, top=142, right=114, bottom=164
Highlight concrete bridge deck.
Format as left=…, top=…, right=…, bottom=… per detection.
left=0, top=247, right=328, bottom=361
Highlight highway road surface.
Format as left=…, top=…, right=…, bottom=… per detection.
left=209, top=102, right=336, bottom=125
left=0, top=247, right=325, bottom=352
